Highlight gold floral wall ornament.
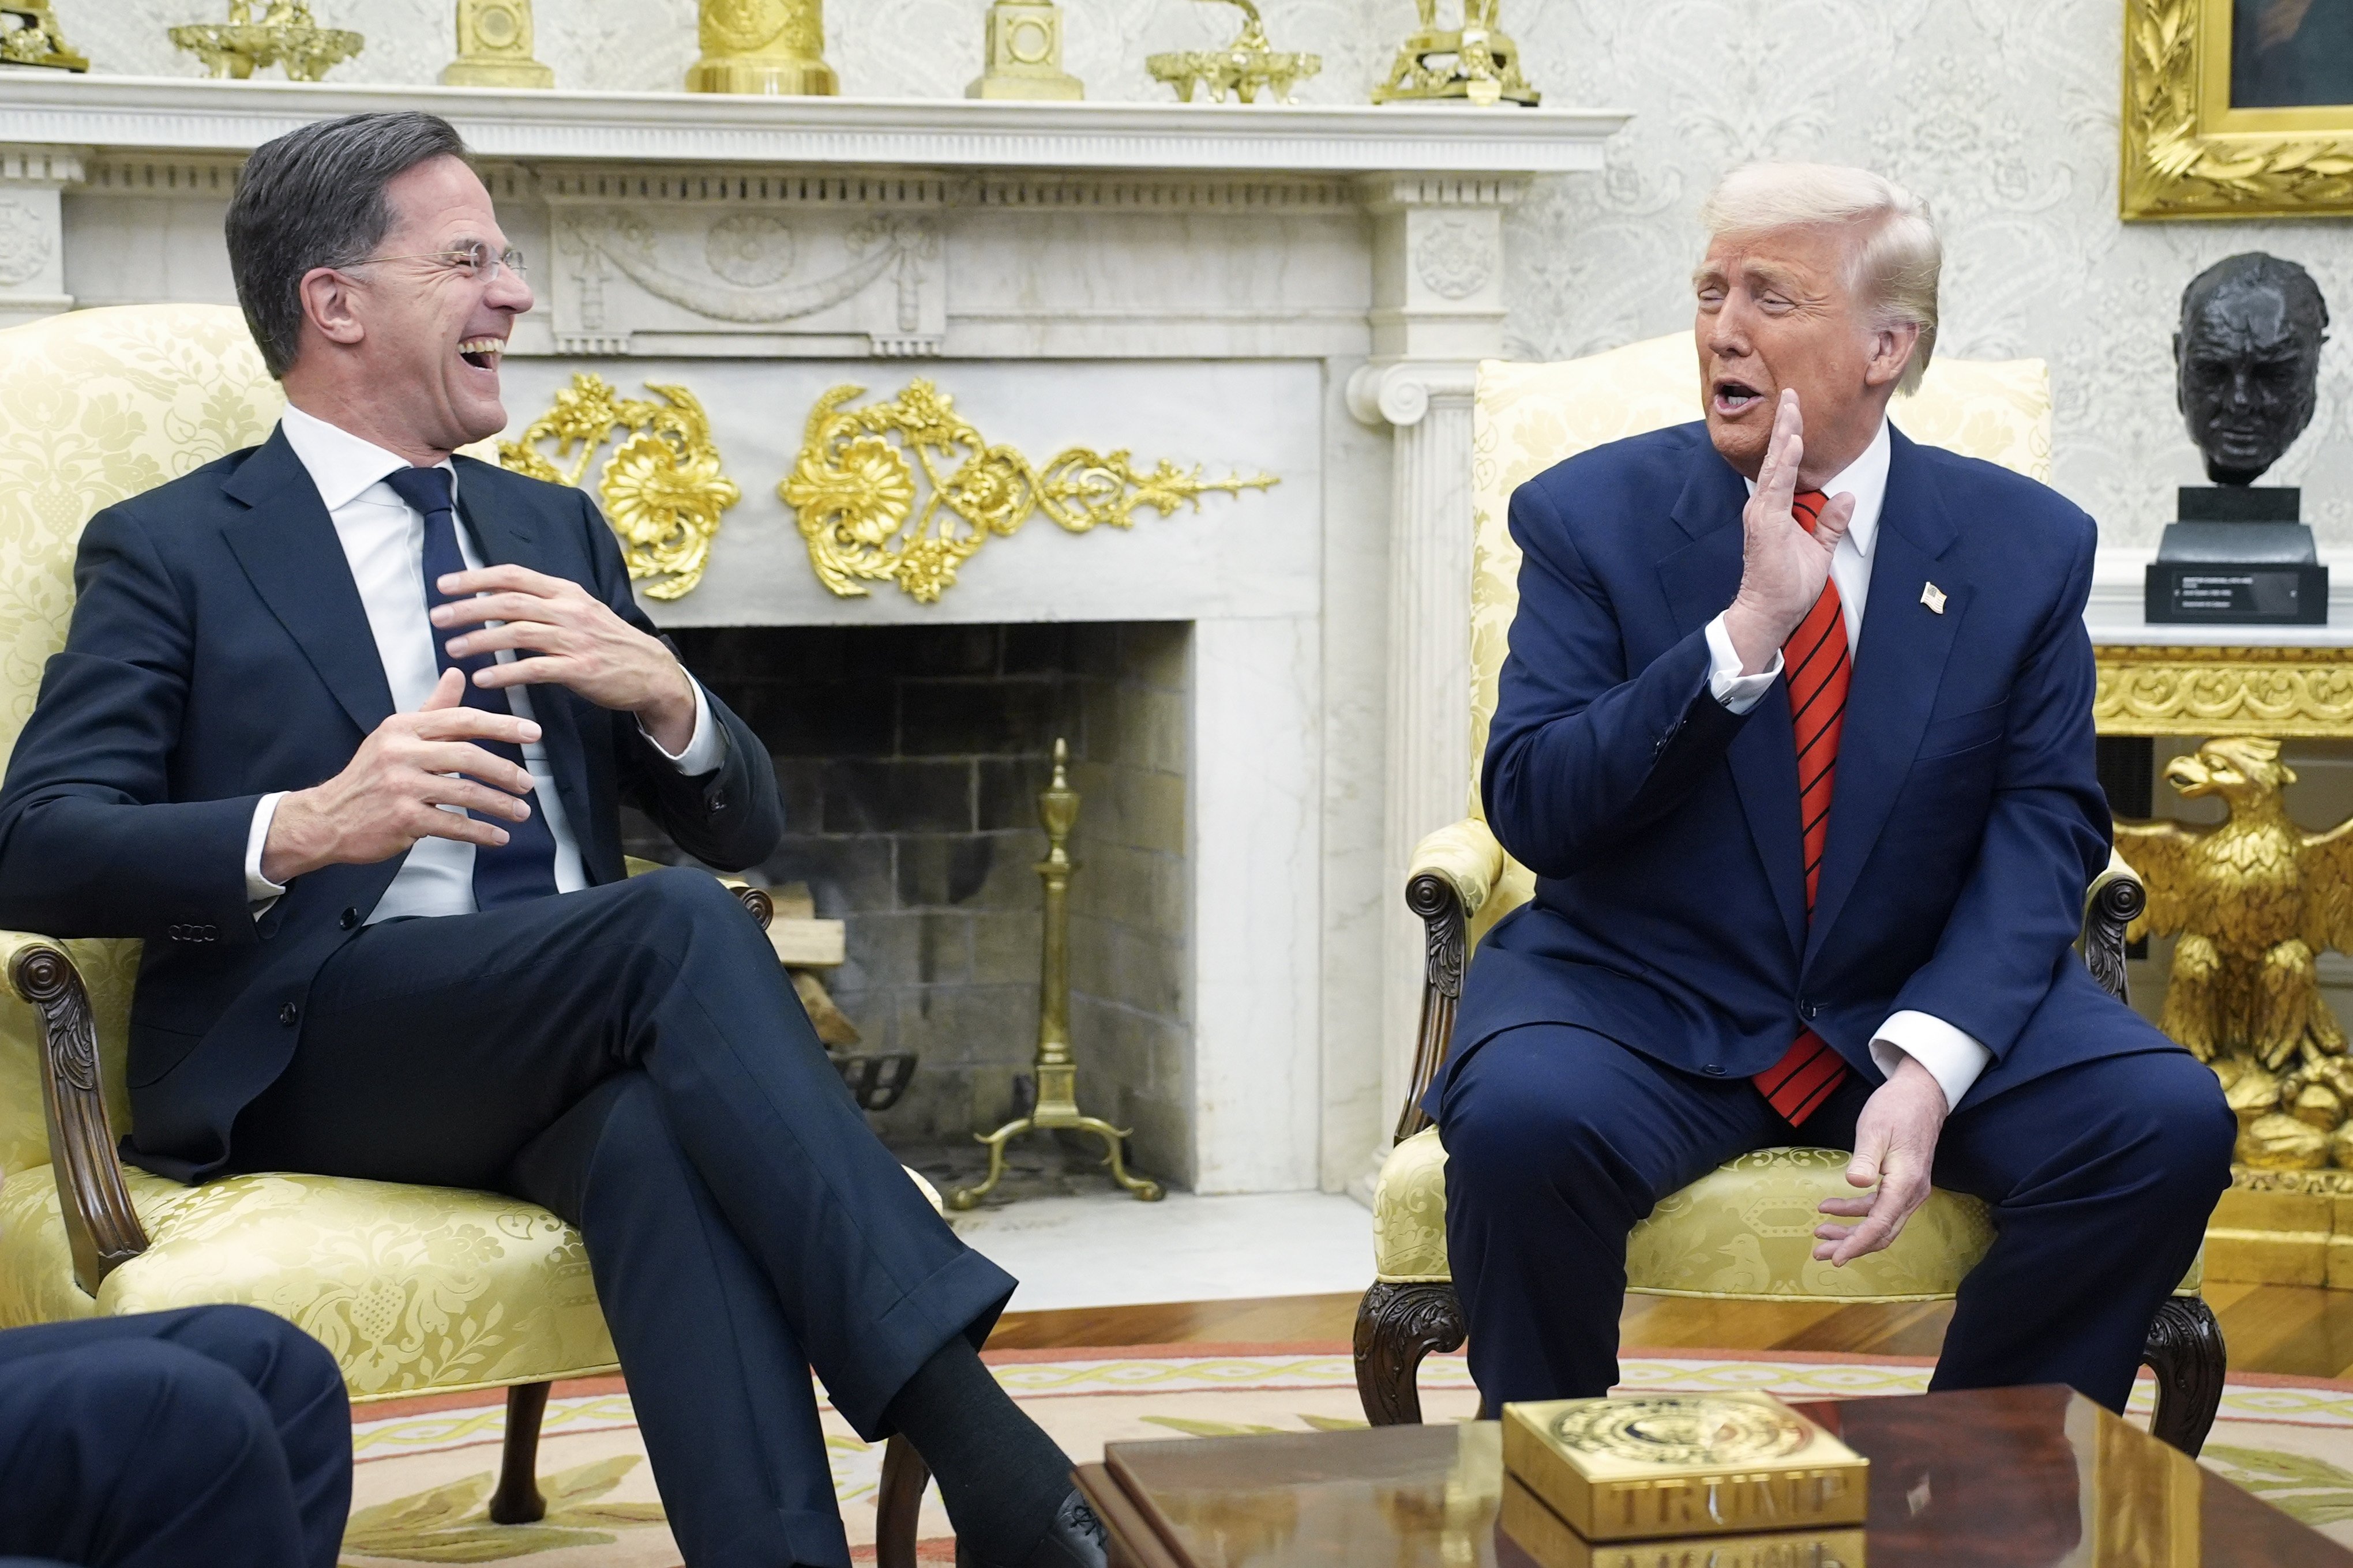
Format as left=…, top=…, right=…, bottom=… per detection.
left=169, top=1, right=363, bottom=81
left=0, top=5, right=88, bottom=70
left=1146, top=0, right=1320, bottom=104
left=781, top=379, right=1278, bottom=604
left=497, top=374, right=740, bottom=601
left=2123, top=0, right=2353, bottom=219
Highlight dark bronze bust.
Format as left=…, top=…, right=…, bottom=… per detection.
left=2174, top=253, right=2330, bottom=486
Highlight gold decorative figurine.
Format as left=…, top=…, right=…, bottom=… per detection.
left=1371, top=0, right=1539, bottom=107
left=441, top=0, right=553, bottom=88
left=170, top=1, right=363, bottom=81
left=499, top=373, right=741, bottom=601
left=2116, top=737, right=2353, bottom=1168
left=780, top=378, right=1277, bottom=604
left=967, top=0, right=1082, bottom=100
left=0, top=4, right=88, bottom=70
left=686, top=0, right=836, bottom=96
left=1146, top=0, right=1320, bottom=104
left=948, top=741, right=1164, bottom=1210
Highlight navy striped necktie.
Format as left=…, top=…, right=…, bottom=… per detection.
left=382, top=464, right=560, bottom=910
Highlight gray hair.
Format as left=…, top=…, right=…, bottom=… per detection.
left=1699, top=163, right=1942, bottom=397
left=226, top=111, right=472, bottom=379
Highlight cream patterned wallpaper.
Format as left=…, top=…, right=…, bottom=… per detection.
left=64, top=0, right=2353, bottom=542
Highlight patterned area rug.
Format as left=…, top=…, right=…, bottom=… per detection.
left=339, top=1347, right=2353, bottom=1565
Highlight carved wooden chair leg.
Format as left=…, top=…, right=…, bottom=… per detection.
left=2141, top=1296, right=2227, bottom=1457
left=1354, top=1281, right=1468, bottom=1426
left=875, top=1434, right=929, bottom=1568
left=489, top=1381, right=553, bottom=1524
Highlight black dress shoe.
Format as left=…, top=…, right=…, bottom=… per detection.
left=954, top=1490, right=1108, bottom=1568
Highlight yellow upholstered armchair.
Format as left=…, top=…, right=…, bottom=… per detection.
left=0, top=304, right=928, bottom=1560
left=1354, top=336, right=2227, bottom=1455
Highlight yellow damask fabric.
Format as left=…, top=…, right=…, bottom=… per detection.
left=0, top=1164, right=620, bottom=1397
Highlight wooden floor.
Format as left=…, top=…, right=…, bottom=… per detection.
left=990, top=1279, right=2353, bottom=1382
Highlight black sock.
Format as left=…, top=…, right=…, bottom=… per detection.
left=883, top=1335, right=1074, bottom=1563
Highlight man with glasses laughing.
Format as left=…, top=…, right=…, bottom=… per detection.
left=0, top=112, right=1104, bottom=1568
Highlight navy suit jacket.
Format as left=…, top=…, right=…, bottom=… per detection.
left=1437, top=420, right=2133, bottom=1117
left=0, top=428, right=784, bottom=1180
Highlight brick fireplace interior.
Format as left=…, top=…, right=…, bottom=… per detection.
left=630, top=622, right=1194, bottom=1188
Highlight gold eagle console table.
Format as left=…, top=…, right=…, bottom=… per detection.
left=2093, top=603, right=2353, bottom=1288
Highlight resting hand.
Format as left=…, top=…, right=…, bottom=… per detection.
left=1721, top=389, right=1856, bottom=674
left=260, top=668, right=538, bottom=883
left=1815, top=1055, right=1947, bottom=1265
left=430, top=563, right=695, bottom=751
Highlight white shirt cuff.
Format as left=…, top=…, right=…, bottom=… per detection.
left=639, top=677, right=726, bottom=774
left=246, top=791, right=287, bottom=913
left=1703, top=612, right=1782, bottom=715
left=1869, top=1010, right=1992, bottom=1112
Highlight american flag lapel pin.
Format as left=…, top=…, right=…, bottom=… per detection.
left=1921, top=581, right=1947, bottom=614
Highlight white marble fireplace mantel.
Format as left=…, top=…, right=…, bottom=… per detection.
left=0, top=77, right=1628, bottom=1198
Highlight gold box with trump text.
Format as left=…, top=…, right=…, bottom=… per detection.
left=1502, top=1475, right=1866, bottom=1568
left=1502, top=1394, right=1868, bottom=1543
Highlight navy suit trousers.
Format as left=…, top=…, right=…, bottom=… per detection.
left=0, top=1304, right=349, bottom=1568
left=1438, top=1022, right=2234, bottom=1413
left=230, top=867, right=1016, bottom=1568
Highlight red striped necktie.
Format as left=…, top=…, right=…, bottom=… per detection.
left=1752, top=491, right=1851, bottom=1127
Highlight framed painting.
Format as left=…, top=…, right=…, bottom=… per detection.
left=2122, top=0, right=2353, bottom=219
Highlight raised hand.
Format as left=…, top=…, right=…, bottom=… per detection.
left=1721, top=389, right=1858, bottom=674
left=429, top=563, right=695, bottom=752
left=258, top=668, right=540, bottom=885
left=1813, top=1055, right=1948, bottom=1265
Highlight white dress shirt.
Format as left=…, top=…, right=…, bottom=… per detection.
left=1698, top=419, right=1992, bottom=1111
left=245, top=404, right=723, bottom=922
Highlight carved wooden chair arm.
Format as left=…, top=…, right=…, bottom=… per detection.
left=2081, top=848, right=2146, bottom=1005
left=0, top=930, right=147, bottom=1296
left=621, top=855, right=773, bottom=930
left=1395, top=819, right=1505, bottom=1144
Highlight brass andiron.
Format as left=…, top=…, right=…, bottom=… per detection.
left=948, top=740, right=1165, bottom=1210
left=686, top=0, right=837, bottom=95
left=1146, top=0, right=1320, bottom=104
left=0, top=4, right=87, bottom=69
left=170, top=1, right=363, bottom=81
left=442, top=0, right=554, bottom=88
left=1371, top=0, right=1539, bottom=107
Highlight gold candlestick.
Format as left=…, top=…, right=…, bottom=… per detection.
left=685, top=0, right=837, bottom=96
left=441, top=0, right=553, bottom=88
left=948, top=739, right=1164, bottom=1210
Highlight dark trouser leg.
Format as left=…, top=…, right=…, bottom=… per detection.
left=1927, top=1044, right=2234, bottom=1411
left=232, top=871, right=1018, bottom=1554
left=0, top=1306, right=348, bottom=1568
left=1436, top=1024, right=1796, bottom=1407
left=509, top=1073, right=853, bottom=1568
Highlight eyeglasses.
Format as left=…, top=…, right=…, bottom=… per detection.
left=343, top=241, right=527, bottom=282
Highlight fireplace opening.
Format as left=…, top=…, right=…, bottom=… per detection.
left=634, top=622, right=1194, bottom=1191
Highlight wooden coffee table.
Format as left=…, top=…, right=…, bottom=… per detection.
left=1075, top=1385, right=2349, bottom=1566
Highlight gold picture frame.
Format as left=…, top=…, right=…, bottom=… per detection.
left=2122, top=0, right=2353, bottom=220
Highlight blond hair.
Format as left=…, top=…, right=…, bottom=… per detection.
left=1698, top=163, right=1942, bottom=396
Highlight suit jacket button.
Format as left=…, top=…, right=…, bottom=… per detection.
left=339, top=907, right=361, bottom=930
left=1802, top=1001, right=1821, bottom=1020
left=278, top=1002, right=299, bottom=1027
left=1703, top=1064, right=1725, bottom=1077
left=710, top=788, right=727, bottom=811
left=167, top=924, right=183, bottom=941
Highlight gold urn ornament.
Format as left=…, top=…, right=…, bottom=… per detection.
left=2116, top=736, right=2353, bottom=1170
left=441, top=0, right=553, bottom=88
left=1371, top=0, right=1539, bottom=107
left=170, top=1, right=362, bottom=81
left=686, top=0, right=836, bottom=96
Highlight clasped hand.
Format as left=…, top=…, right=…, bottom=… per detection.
left=259, top=566, right=693, bottom=885
left=1815, top=1056, right=1948, bottom=1265
left=1721, top=389, right=1859, bottom=675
